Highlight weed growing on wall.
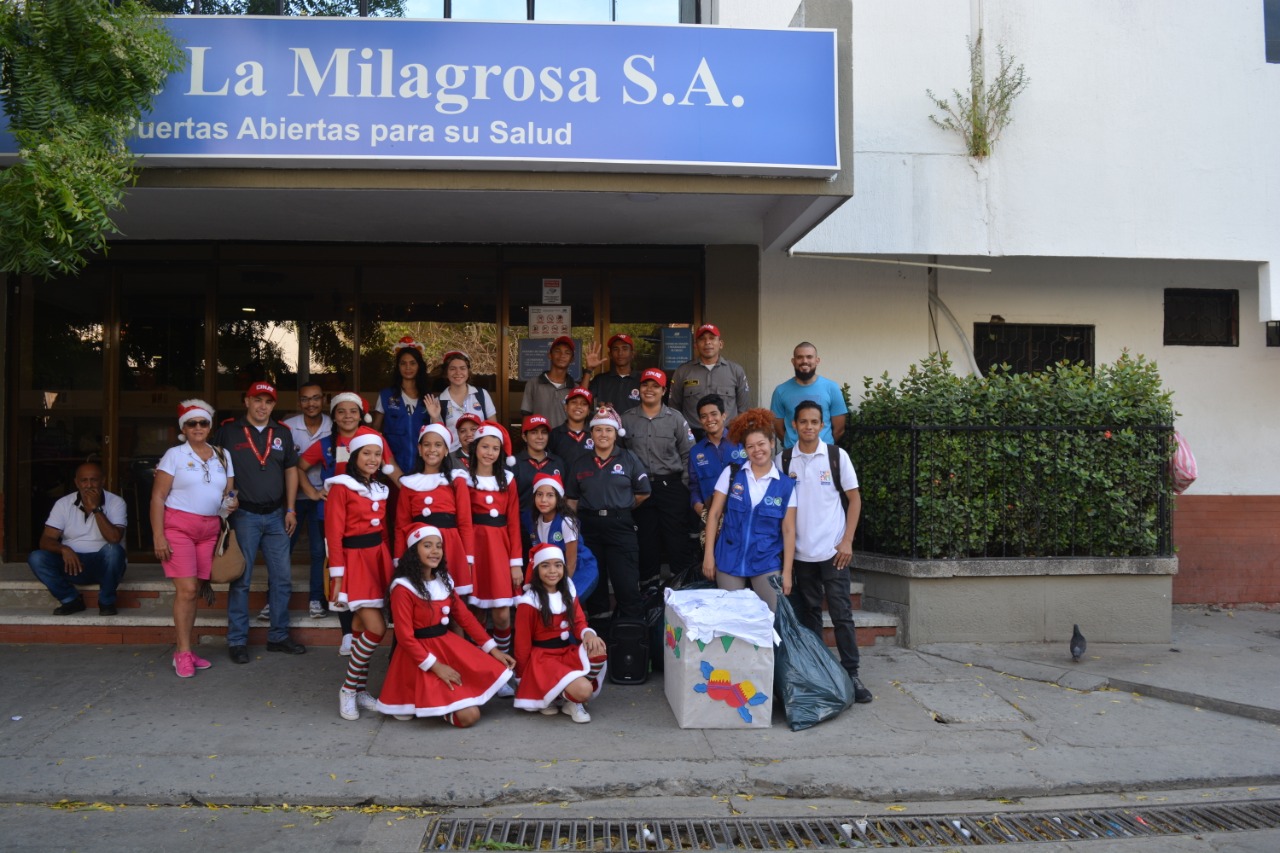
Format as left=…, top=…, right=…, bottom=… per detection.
left=927, top=30, right=1029, bottom=159
left=843, top=352, right=1176, bottom=559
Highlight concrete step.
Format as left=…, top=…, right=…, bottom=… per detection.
left=0, top=562, right=898, bottom=648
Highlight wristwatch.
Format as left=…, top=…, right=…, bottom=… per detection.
left=91, top=507, right=104, bottom=515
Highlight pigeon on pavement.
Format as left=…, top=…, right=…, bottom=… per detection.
left=1070, top=624, right=1087, bottom=662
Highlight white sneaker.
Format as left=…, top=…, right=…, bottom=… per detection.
left=393, top=714, right=413, bottom=721
left=257, top=604, right=271, bottom=622
left=338, top=634, right=353, bottom=656
left=538, top=703, right=560, bottom=716
left=561, top=701, right=591, bottom=723
left=309, top=601, right=325, bottom=619
left=355, top=691, right=378, bottom=711
left=339, top=688, right=359, bottom=721
left=496, top=682, right=515, bottom=698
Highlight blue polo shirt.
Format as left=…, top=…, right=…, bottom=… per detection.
left=770, top=376, right=848, bottom=448
left=688, top=435, right=745, bottom=509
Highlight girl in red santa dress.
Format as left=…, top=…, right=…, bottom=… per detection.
left=465, top=422, right=523, bottom=658
left=377, top=525, right=515, bottom=726
left=325, top=433, right=394, bottom=721
left=395, top=424, right=474, bottom=596
left=514, top=543, right=608, bottom=724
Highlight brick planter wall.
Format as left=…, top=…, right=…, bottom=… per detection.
left=1172, top=496, right=1280, bottom=606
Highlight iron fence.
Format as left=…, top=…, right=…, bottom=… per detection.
left=845, top=424, right=1174, bottom=559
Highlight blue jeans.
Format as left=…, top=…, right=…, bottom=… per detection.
left=227, top=508, right=293, bottom=644
left=28, top=543, right=127, bottom=605
left=290, top=497, right=326, bottom=603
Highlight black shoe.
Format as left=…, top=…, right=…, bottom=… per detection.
left=228, top=645, right=250, bottom=664
left=98, top=604, right=119, bottom=616
left=52, top=597, right=86, bottom=616
left=266, top=638, right=307, bottom=655
left=850, top=674, right=874, bottom=704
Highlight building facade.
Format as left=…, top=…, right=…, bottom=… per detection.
left=2, top=0, right=1277, bottom=604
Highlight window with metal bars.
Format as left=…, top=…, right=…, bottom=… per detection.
left=973, top=323, right=1095, bottom=375
left=1163, top=288, right=1239, bottom=346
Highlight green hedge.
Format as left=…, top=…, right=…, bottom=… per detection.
left=842, top=352, right=1176, bottom=559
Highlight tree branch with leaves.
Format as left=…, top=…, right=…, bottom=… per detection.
left=926, top=30, right=1029, bottom=159
left=0, top=0, right=184, bottom=278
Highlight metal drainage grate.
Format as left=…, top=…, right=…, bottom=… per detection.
left=427, top=799, right=1280, bottom=849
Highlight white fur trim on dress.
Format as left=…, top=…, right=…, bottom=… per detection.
left=399, top=472, right=450, bottom=491
left=468, top=592, right=520, bottom=609
left=376, top=666, right=513, bottom=719
left=323, top=474, right=389, bottom=500
left=480, top=639, right=497, bottom=653
left=390, top=576, right=452, bottom=601
left=347, top=596, right=385, bottom=611
left=417, top=653, right=438, bottom=672
left=511, top=643, right=603, bottom=711
left=329, top=566, right=345, bottom=577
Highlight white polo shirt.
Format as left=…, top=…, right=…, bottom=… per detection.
left=282, top=413, right=332, bottom=489
left=777, top=441, right=859, bottom=562
left=45, top=491, right=127, bottom=553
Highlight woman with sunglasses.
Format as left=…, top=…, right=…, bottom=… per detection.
left=150, top=400, right=238, bottom=679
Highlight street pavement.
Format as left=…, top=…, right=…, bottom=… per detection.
left=1, top=605, right=1278, bottom=850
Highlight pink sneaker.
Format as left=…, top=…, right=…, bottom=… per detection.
left=173, top=652, right=195, bottom=679
left=189, top=652, right=212, bottom=670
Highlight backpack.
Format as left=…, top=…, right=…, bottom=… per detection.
left=780, top=443, right=850, bottom=512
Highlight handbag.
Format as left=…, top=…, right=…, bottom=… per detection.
left=210, top=517, right=245, bottom=584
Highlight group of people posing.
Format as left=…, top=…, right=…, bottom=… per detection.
left=27, top=326, right=872, bottom=727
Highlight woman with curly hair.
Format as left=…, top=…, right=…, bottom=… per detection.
left=701, top=407, right=796, bottom=612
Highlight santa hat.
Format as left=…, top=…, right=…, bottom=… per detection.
left=406, top=524, right=442, bottom=550
left=347, top=432, right=395, bottom=475
left=531, top=472, right=565, bottom=498
left=525, top=542, right=567, bottom=585
left=418, top=423, right=453, bottom=446
left=330, top=392, right=372, bottom=424
left=177, top=399, right=214, bottom=429
left=393, top=336, right=425, bottom=355
left=589, top=404, right=626, bottom=437
left=475, top=420, right=515, bottom=466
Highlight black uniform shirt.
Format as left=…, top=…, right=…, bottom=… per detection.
left=565, top=449, right=651, bottom=511
left=213, top=416, right=299, bottom=509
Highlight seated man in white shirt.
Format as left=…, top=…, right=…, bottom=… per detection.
left=28, top=462, right=128, bottom=616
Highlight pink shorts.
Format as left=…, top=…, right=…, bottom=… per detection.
left=162, top=507, right=222, bottom=580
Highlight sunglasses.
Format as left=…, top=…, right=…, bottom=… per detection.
left=184, top=420, right=211, bottom=428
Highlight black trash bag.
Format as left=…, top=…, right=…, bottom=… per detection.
left=667, top=561, right=715, bottom=591
left=642, top=581, right=667, bottom=673
left=769, top=575, right=855, bottom=731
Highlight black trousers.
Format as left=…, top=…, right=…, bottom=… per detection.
left=579, top=511, right=642, bottom=619
left=633, top=476, right=697, bottom=585
left=789, top=557, right=860, bottom=675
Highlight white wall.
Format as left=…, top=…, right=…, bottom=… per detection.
left=775, top=0, right=1280, bottom=320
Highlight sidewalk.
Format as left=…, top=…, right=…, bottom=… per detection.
left=2, top=605, right=1278, bottom=813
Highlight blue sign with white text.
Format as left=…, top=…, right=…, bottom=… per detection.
left=0, top=16, right=839, bottom=176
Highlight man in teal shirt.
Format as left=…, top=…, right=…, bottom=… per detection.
left=770, top=342, right=848, bottom=448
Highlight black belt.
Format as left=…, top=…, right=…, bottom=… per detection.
left=473, top=514, right=508, bottom=527
left=413, top=625, right=448, bottom=639
left=533, top=637, right=579, bottom=649
left=584, top=508, right=630, bottom=518
left=239, top=500, right=281, bottom=515
left=415, top=512, right=457, bottom=528
left=343, top=533, right=382, bottom=549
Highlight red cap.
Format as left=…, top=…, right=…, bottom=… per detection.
left=565, top=387, right=593, bottom=405
left=640, top=368, right=667, bottom=388
left=455, top=412, right=483, bottom=429
left=607, top=333, right=634, bottom=349
left=549, top=335, right=575, bottom=354
left=696, top=324, right=721, bottom=339
left=522, top=414, right=551, bottom=433
left=245, top=381, right=277, bottom=400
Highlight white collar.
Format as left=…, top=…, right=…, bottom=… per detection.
left=323, top=474, right=390, bottom=500
left=390, top=576, right=452, bottom=601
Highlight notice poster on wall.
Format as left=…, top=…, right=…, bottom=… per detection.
left=529, top=306, right=571, bottom=338
left=542, top=278, right=562, bottom=305
left=518, top=337, right=583, bottom=382
left=662, top=326, right=692, bottom=370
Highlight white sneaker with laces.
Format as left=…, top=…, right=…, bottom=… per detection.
left=355, top=691, right=378, bottom=711
left=338, top=634, right=353, bottom=656
left=309, top=601, right=325, bottom=619
left=561, top=701, right=591, bottom=723
left=496, top=682, right=515, bottom=698
left=393, top=714, right=413, bottom=721
left=538, top=703, right=560, bottom=716
left=339, top=688, right=359, bottom=721
left=257, top=604, right=271, bottom=622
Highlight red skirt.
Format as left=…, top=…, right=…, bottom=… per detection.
left=331, top=544, right=392, bottom=611
left=377, top=632, right=513, bottom=717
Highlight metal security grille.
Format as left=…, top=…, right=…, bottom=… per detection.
left=1163, top=288, right=1239, bottom=346
left=973, top=323, right=1095, bottom=375
left=427, top=799, right=1280, bottom=849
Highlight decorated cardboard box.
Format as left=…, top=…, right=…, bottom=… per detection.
left=663, top=588, right=776, bottom=729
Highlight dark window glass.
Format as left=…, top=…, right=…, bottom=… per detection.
left=608, top=269, right=698, bottom=373
left=1163, top=289, right=1239, bottom=346
left=973, top=323, right=1096, bottom=375
left=1267, top=0, right=1280, bottom=63
left=507, top=271, right=597, bottom=421
left=1268, top=321, right=1280, bottom=347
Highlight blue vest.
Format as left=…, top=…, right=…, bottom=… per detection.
left=714, top=467, right=795, bottom=578
left=537, top=514, right=599, bottom=602
left=378, top=387, right=430, bottom=477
